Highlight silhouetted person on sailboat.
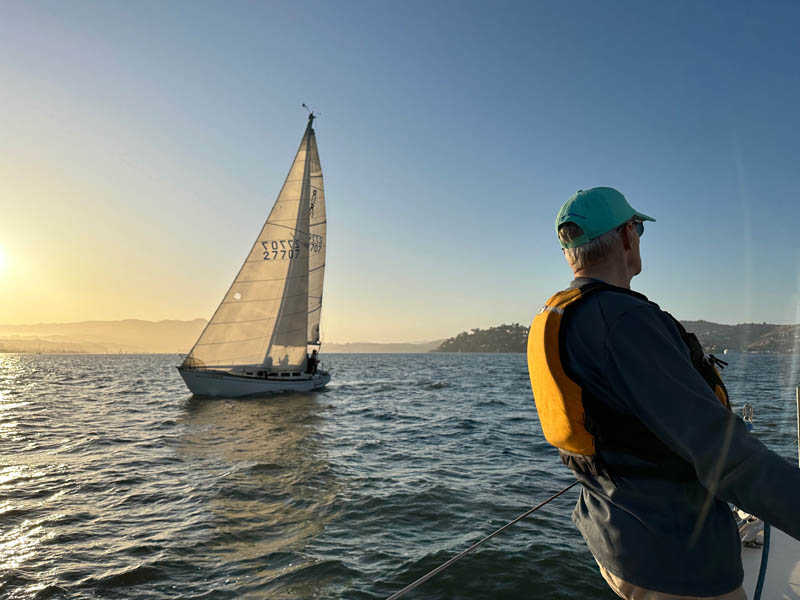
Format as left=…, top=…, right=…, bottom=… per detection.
left=306, top=350, right=318, bottom=374
left=528, top=187, right=800, bottom=599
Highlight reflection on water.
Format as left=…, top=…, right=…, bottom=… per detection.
left=177, top=394, right=338, bottom=597
left=0, top=354, right=47, bottom=583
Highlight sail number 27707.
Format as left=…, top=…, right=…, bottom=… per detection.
left=261, top=237, right=324, bottom=260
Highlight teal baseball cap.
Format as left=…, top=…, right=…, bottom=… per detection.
left=556, top=187, right=655, bottom=249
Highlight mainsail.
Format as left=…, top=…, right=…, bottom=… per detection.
left=183, top=116, right=326, bottom=370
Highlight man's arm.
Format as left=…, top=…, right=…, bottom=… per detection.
left=605, top=305, right=800, bottom=540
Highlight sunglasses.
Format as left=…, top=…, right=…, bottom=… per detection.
left=618, top=219, right=644, bottom=238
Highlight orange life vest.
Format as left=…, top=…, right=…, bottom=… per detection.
left=527, top=282, right=730, bottom=477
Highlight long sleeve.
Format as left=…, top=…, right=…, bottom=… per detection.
left=603, top=305, right=800, bottom=540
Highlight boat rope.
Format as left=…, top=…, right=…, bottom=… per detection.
left=752, top=522, right=771, bottom=600
left=385, top=481, right=579, bottom=600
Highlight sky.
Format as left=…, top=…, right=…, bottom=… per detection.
left=1, top=0, right=799, bottom=342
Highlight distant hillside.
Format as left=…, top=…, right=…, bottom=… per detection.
left=0, top=337, right=113, bottom=354
left=433, top=321, right=800, bottom=354
left=682, top=321, right=800, bottom=354
left=0, top=319, right=207, bottom=354
left=0, top=319, right=442, bottom=355
left=3, top=318, right=797, bottom=355
left=433, top=324, right=529, bottom=353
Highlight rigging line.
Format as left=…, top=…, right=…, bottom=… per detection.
left=196, top=334, right=270, bottom=346
left=240, top=266, right=322, bottom=276
left=218, top=298, right=286, bottom=305
left=199, top=357, right=264, bottom=367
left=203, top=350, right=305, bottom=365
left=265, top=324, right=309, bottom=335
left=216, top=290, right=312, bottom=305
left=241, top=227, right=326, bottom=243
left=210, top=316, right=278, bottom=325
left=236, top=276, right=302, bottom=283
left=211, top=306, right=310, bottom=321
left=237, top=269, right=324, bottom=283
left=254, top=222, right=300, bottom=235
left=198, top=333, right=309, bottom=364
left=384, top=481, right=579, bottom=600
left=255, top=218, right=328, bottom=228
left=197, top=316, right=311, bottom=345
left=212, top=301, right=320, bottom=324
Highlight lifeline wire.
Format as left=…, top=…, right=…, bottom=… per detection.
left=385, top=480, right=579, bottom=600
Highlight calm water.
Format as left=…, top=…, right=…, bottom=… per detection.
left=2, top=352, right=799, bottom=599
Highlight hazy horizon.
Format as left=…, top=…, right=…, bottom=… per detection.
left=1, top=315, right=798, bottom=348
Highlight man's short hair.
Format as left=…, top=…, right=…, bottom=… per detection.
left=558, top=222, right=623, bottom=270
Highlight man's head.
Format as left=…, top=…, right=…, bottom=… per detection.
left=556, top=187, right=655, bottom=277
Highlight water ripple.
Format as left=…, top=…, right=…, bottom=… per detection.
left=0, top=352, right=797, bottom=598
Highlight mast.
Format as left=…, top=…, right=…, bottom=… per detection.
left=302, top=103, right=316, bottom=127
left=303, top=110, right=326, bottom=349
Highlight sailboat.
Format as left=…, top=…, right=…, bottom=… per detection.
left=177, top=112, right=331, bottom=396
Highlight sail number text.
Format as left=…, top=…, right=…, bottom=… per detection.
left=261, top=236, right=324, bottom=260
left=262, top=239, right=301, bottom=260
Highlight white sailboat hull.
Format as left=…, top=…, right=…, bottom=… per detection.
left=177, top=367, right=331, bottom=397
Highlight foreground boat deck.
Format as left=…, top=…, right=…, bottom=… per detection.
left=741, top=526, right=800, bottom=599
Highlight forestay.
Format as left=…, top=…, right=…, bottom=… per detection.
left=182, top=117, right=326, bottom=370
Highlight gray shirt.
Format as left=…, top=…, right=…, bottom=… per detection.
left=563, top=278, right=800, bottom=596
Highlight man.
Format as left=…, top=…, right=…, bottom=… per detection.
left=527, top=187, right=800, bottom=599
left=306, top=349, right=319, bottom=374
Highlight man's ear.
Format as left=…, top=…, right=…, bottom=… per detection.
left=620, top=223, right=633, bottom=251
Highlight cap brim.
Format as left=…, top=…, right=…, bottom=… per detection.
left=634, top=211, right=655, bottom=222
